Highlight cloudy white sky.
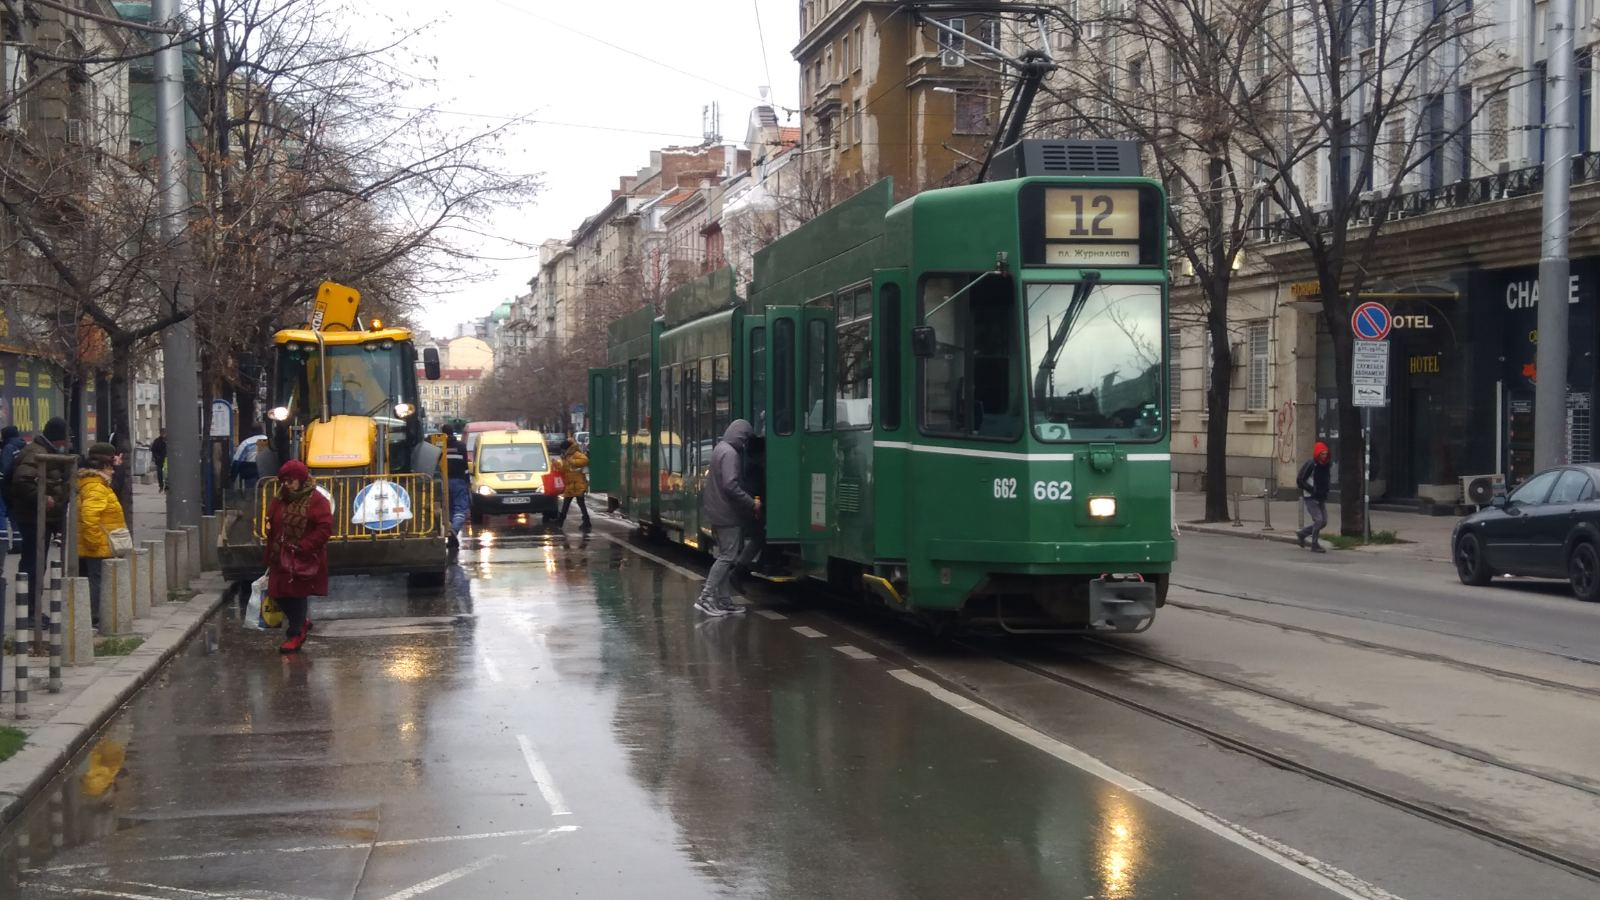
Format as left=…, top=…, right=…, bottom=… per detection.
left=356, top=0, right=802, bottom=336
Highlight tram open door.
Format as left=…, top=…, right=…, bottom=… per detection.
left=587, top=368, right=617, bottom=498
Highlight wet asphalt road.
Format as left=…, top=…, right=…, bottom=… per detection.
left=0, top=524, right=1344, bottom=899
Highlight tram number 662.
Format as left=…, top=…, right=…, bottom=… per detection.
left=992, top=477, right=1019, bottom=499
left=1033, top=480, right=1074, bottom=501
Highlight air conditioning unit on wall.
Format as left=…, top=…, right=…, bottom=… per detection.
left=1460, top=473, right=1505, bottom=507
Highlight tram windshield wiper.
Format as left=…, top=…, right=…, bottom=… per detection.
left=1032, top=272, right=1100, bottom=401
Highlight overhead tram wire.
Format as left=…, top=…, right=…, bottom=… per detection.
left=752, top=0, right=776, bottom=102
left=487, top=0, right=791, bottom=113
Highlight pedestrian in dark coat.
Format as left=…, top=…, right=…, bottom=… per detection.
left=696, top=419, right=759, bottom=616
left=149, top=429, right=167, bottom=492
left=1296, top=441, right=1333, bottom=553
left=264, top=459, right=333, bottom=653
left=8, top=417, right=71, bottom=630
left=0, top=424, right=23, bottom=549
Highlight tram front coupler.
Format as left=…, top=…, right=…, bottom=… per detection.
left=1090, top=574, right=1158, bottom=633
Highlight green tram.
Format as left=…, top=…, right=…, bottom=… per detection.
left=589, top=140, right=1173, bottom=633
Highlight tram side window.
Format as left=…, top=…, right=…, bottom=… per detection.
left=713, top=355, right=732, bottom=438
left=750, top=327, right=767, bottom=436
left=919, top=273, right=1021, bottom=439
left=614, top=366, right=626, bottom=435
left=699, top=358, right=715, bottom=466
left=660, top=366, right=675, bottom=474
left=636, top=369, right=650, bottom=434
left=835, top=285, right=872, bottom=430
left=774, top=319, right=796, bottom=435
left=805, top=318, right=832, bottom=432
left=881, top=283, right=902, bottom=431
left=682, top=365, right=698, bottom=473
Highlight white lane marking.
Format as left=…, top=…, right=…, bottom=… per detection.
left=598, top=533, right=703, bottom=581
left=755, top=610, right=788, bottom=621
left=792, top=626, right=826, bottom=638
left=833, top=644, right=876, bottom=661
left=32, top=828, right=562, bottom=874
left=28, top=884, right=171, bottom=900
left=377, top=853, right=505, bottom=900
left=516, top=734, right=573, bottom=816
left=65, top=882, right=316, bottom=900
left=887, top=669, right=1397, bottom=900
left=480, top=655, right=504, bottom=684
left=524, top=824, right=582, bottom=845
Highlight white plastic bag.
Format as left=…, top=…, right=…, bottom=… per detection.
left=242, top=576, right=269, bottom=631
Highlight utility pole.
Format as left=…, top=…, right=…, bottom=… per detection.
left=1535, top=0, right=1577, bottom=471
left=154, top=0, right=202, bottom=527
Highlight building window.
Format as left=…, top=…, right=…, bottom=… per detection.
left=853, top=99, right=863, bottom=144
left=954, top=93, right=991, bottom=134
left=939, top=17, right=965, bottom=67
left=826, top=46, right=835, bottom=81
left=1581, top=48, right=1593, bottom=156
left=853, top=25, right=864, bottom=70
left=842, top=34, right=850, bottom=77
left=842, top=108, right=853, bottom=146
left=975, top=18, right=1000, bottom=55
left=1532, top=59, right=1548, bottom=164
left=1247, top=322, right=1270, bottom=410
left=1169, top=327, right=1182, bottom=413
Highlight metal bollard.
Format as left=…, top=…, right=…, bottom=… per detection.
left=13, top=572, right=29, bottom=719
left=132, top=547, right=152, bottom=616
left=1231, top=492, right=1243, bottom=526
left=1262, top=491, right=1273, bottom=531
left=48, top=555, right=63, bottom=693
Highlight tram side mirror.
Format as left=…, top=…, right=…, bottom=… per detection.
left=911, top=326, right=937, bottom=358
left=423, top=346, right=441, bottom=381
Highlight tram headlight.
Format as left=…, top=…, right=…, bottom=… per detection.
left=476, top=485, right=496, bottom=497
left=1088, top=496, right=1118, bottom=518
left=269, top=406, right=291, bottom=422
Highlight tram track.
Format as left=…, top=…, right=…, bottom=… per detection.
left=980, top=642, right=1600, bottom=885
left=606, top=524, right=1600, bottom=885
left=1172, top=581, right=1600, bottom=670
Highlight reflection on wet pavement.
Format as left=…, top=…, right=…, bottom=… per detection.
left=0, top=527, right=1334, bottom=898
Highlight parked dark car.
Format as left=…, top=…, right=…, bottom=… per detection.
left=1453, top=464, right=1600, bottom=601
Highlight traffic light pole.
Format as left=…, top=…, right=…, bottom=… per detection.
left=153, top=0, right=202, bottom=528
left=1535, top=0, right=1577, bottom=471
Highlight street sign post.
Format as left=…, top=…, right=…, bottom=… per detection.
left=1350, top=308, right=1392, bottom=544
left=1351, top=301, right=1392, bottom=341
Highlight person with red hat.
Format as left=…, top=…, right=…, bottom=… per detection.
left=264, top=459, right=332, bottom=652
left=1296, top=441, right=1333, bottom=552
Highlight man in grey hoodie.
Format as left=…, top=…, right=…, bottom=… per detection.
left=697, top=419, right=760, bottom=616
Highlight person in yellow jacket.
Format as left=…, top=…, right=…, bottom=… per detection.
left=78, top=443, right=128, bottom=632
left=555, top=440, right=591, bottom=530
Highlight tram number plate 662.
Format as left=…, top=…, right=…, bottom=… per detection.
left=992, top=477, right=1018, bottom=499
left=1033, top=480, right=1074, bottom=501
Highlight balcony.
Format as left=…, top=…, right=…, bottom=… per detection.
left=1259, top=151, right=1600, bottom=242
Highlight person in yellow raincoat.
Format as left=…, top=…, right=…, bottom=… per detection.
left=78, top=443, right=129, bottom=633
left=555, top=440, right=591, bottom=530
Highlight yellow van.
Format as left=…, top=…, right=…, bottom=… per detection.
left=470, top=429, right=558, bottom=523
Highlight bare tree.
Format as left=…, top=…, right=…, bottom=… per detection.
left=1240, top=0, right=1508, bottom=535
left=1037, top=0, right=1279, bottom=522
left=184, top=0, right=539, bottom=418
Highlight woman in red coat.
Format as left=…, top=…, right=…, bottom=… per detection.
left=264, top=459, right=333, bottom=653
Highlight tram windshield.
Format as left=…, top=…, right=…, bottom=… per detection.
left=275, top=341, right=413, bottom=421
left=1026, top=282, right=1164, bottom=442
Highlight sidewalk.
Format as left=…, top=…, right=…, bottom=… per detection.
left=1, top=475, right=225, bottom=828
left=1175, top=491, right=1459, bottom=563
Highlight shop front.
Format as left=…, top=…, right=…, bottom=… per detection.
left=1479, top=257, right=1600, bottom=486
left=1311, top=258, right=1600, bottom=507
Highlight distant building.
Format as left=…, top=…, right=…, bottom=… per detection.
left=446, top=336, right=494, bottom=372
left=417, top=367, right=486, bottom=424
left=795, top=1, right=1001, bottom=196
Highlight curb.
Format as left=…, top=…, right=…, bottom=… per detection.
left=1181, top=521, right=1453, bottom=563
left=1182, top=521, right=1301, bottom=545
left=0, top=573, right=227, bottom=829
